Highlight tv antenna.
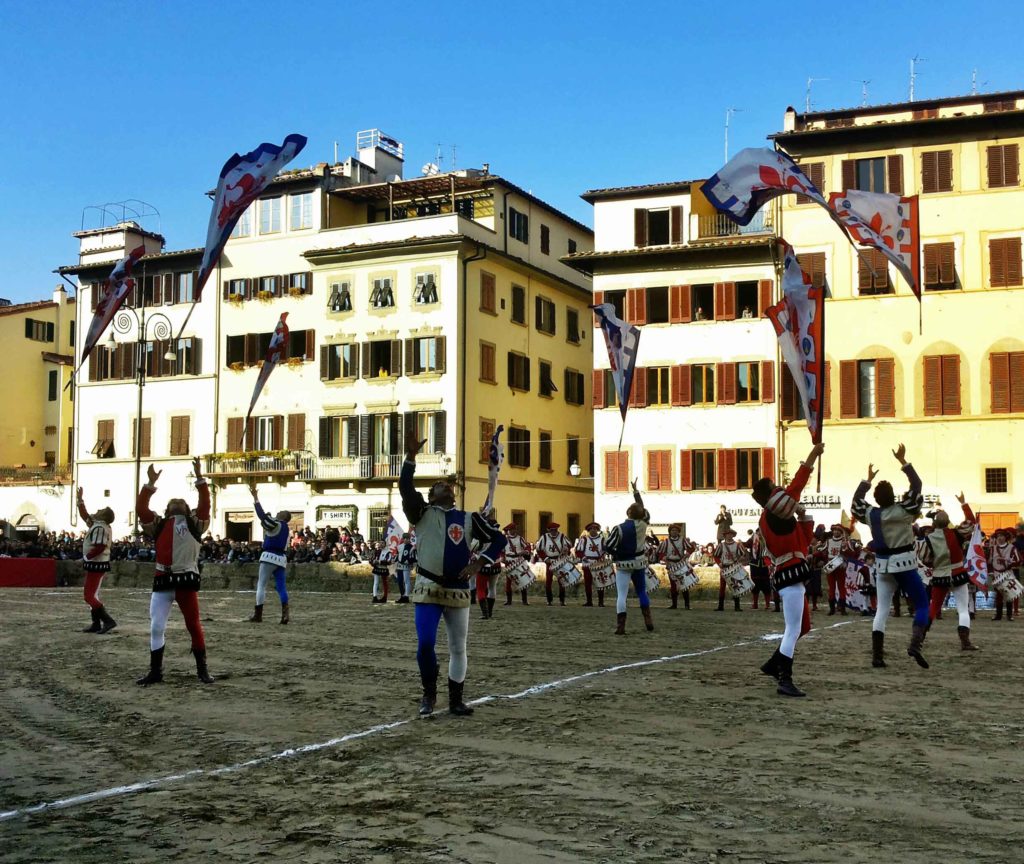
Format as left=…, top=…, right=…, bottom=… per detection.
left=909, top=55, right=925, bottom=101
left=724, top=107, right=742, bottom=162
left=806, top=77, right=830, bottom=112
left=855, top=79, right=871, bottom=106
left=970, top=68, right=988, bottom=95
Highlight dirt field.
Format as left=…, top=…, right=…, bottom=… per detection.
left=1, top=586, right=1021, bottom=863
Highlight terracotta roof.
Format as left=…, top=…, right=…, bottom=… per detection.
left=790, top=88, right=1024, bottom=123
left=58, top=247, right=204, bottom=276
left=72, top=224, right=165, bottom=242
left=581, top=180, right=700, bottom=203
left=41, top=352, right=74, bottom=365
left=772, top=106, right=1024, bottom=144
left=0, top=299, right=58, bottom=318
left=562, top=236, right=778, bottom=275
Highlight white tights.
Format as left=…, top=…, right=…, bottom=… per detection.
left=778, top=583, right=805, bottom=658
left=372, top=571, right=386, bottom=598
left=149, top=591, right=174, bottom=651
left=951, top=582, right=971, bottom=628
left=444, top=606, right=469, bottom=682
left=872, top=573, right=897, bottom=633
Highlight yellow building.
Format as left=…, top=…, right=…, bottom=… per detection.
left=774, top=90, right=1024, bottom=531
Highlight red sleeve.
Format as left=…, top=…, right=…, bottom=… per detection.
left=962, top=503, right=975, bottom=524
left=196, top=480, right=211, bottom=522
left=86, top=542, right=107, bottom=561
left=137, top=485, right=157, bottom=526
left=785, top=460, right=814, bottom=501
left=77, top=499, right=93, bottom=526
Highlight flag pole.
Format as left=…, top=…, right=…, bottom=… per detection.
left=617, top=413, right=626, bottom=453
left=174, top=298, right=198, bottom=345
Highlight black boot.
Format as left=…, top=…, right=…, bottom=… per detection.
left=448, top=678, right=474, bottom=716
left=487, top=598, right=495, bottom=617
left=1006, top=602, right=1014, bottom=622
left=733, top=596, right=741, bottom=612
left=641, top=605, right=654, bottom=632
left=828, top=598, right=836, bottom=616
left=907, top=625, right=929, bottom=669
left=683, top=590, right=691, bottom=610
left=82, top=607, right=101, bottom=633
left=420, top=663, right=439, bottom=716
left=249, top=604, right=264, bottom=623
left=97, top=606, right=117, bottom=634
left=479, top=598, right=490, bottom=620
left=598, top=589, right=605, bottom=608
left=839, top=599, right=847, bottom=616
left=193, top=648, right=215, bottom=684
left=614, top=612, right=626, bottom=635
left=559, top=588, right=566, bottom=607
left=546, top=588, right=553, bottom=606
left=521, top=589, right=529, bottom=605
left=136, top=647, right=164, bottom=686
left=760, top=649, right=783, bottom=680
left=280, top=602, right=290, bottom=624
left=993, top=601, right=1003, bottom=621
left=670, top=590, right=678, bottom=610
left=776, top=655, right=806, bottom=697
left=504, top=588, right=513, bottom=606
left=871, top=630, right=886, bottom=668
left=893, top=595, right=902, bottom=617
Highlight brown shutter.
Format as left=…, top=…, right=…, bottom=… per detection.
left=761, top=360, right=775, bottom=403
left=630, top=368, right=648, bottom=408
left=780, top=366, right=796, bottom=421
left=244, top=334, right=257, bottom=365
left=163, top=273, right=174, bottom=304
left=1010, top=353, right=1024, bottom=412
left=669, top=284, right=691, bottom=323
left=647, top=451, right=659, bottom=491
left=227, top=417, right=243, bottom=449
left=272, top=415, right=284, bottom=450
left=841, top=159, right=856, bottom=191
left=627, top=288, right=647, bottom=325
left=990, top=239, right=1007, bottom=287
left=320, top=346, right=329, bottom=379
left=391, top=339, right=402, bottom=376
left=178, top=416, right=190, bottom=455
left=670, top=206, right=683, bottom=243
left=679, top=450, right=692, bottom=491
left=716, top=449, right=728, bottom=491
left=941, top=355, right=961, bottom=416
left=758, top=279, right=773, bottom=316
left=988, top=145, right=1005, bottom=188
left=604, top=451, right=617, bottom=492
left=922, top=151, right=937, bottom=193
left=222, top=280, right=230, bottom=300
left=1007, top=238, right=1023, bottom=286
left=887, top=154, right=903, bottom=195
left=721, top=362, right=736, bottom=404
left=305, top=329, right=315, bottom=361
left=716, top=449, right=737, bottom=491
left=592, top=290, right=604, bottom=327
left=937, top=150, right=953, bottom=192
left=592, top=369, right=606, bottom=409
left=723, top=283, right=737, bottom=320
left=405, top=339, right=415, bottom=375
left=245, top=417, right=257, bottom=450
left=761, top=447, right=775, bottom=483
left=822, top=360, right=831, bottom=419
left=857, top=254, right=873, bottom=292
left=671, top=364, right=691, bottom=406
left=923, top=356, right=942, bottom=416
left=436, top=336, right=446, bottom=374
left=1006, top=144, right=1020, bottom=186
left=287, top=413, right=304, bottom=450
left=991, top=353, right=1010, bottom=413
left=361, top=342, right=371, bottom=378
left=939, top=243, right=955, bottom=285
left=876, top=357, right=895, bottom=418
left=170, top=416, right=181, bottom=455
left=713, top=283, right=726, bottom=320
left=634, top=209, right=647, bottom=247
left=923, top=244, right=939, bottom=287
left=839, top=360, right=858, bottom=418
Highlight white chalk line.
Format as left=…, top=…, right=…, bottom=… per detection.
left=0, top=619, right=857, bottom=824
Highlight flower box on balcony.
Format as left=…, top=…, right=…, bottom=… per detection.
left=256, top=290, right=275, bottom=302
left=228, top=361, right=246, bottom=372
left=287, top=287, right=305, bottom=298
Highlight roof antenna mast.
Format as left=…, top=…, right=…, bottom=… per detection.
left=909, top=55, right=925, bottom=101
left=805, top=77, right=829, bottom=113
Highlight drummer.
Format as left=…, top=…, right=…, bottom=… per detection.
left=534, top=522, right=572, bottom=607
left=746, top=529, right=774, bottom=612
left=824, top=524, right=854, bottom=616
left=502, top=522, right=533, bottom=606
left=714, top=528, right=750, bottom=612
left=574, top=522, right=607, bottom=607
left=657, top=523, right=696, bottom=610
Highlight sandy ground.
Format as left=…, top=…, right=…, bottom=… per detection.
left=1, top=585, right=1022, bottom=864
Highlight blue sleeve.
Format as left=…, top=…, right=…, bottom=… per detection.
left=900, top=463, right=923, bottom=516
left=471, top=513, right=506, bottom=562
left=254, top=500, right=278, bottom=534
left=400, top=460, right=427, bottom=526
left=851, top=481, right=871, bottom=523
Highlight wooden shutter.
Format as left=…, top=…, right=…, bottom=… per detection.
left=670, top=206, right=683, bottom=243
left=592, top=290, right=604, bottom=326
left=988, top=145, right=1006, bottom=188
left=390, top=339, right=402, bottom=376
left=761, top=447, right=776, bottom=483
left=714, top=283, right=726, bottom=320
left=758, top=280, right=773, bottom=316
left=245, top=417, right=256, bottom=450
left=630, top=368, right=648, bottom=408
left=679, top=450, right=693, bottom=491
left=937, top=150, right=953, bottom=192
left=1007, top=238, right=1023, bottom=286
left=716, top=362, right=736, bottom=404
left=404, top=339, right=415, bottom=376
left=647, top=451, right=660, bottom=491
left=671, top=364, right=691, bottom=406
left=287, top=413, right=305, bottom=450
left=923, top=356, right=942, bottom=416
left=435, top=336, right=446, bottom=374
left=921, top=151, right=937, bottom=193
left=305, top=329, right=315, bottom=360
left=991, top=353, right=1011, bottom=413
left=839, top=360, right=858, bottom=418
left=604, top=451, right=618, bottom=492
left=318, top=417, right=331, bottom=457
left=244, top=334, right=257, bottom=365
left=388, top=412, right=401, bottom=456
left=941, top=355, right=961, bottom=416
left=822, top=360, right=832, bottom=419
left=761, top=360, right=775, bottom=403
left=227, top=417, right=243, bottom=450
left=346, top=418, right=359, bottom=458
left=271, top=415, right=284, bottom=450
left=178, top=416, right=190, bottom=455
left=887, top=154, right=904, bottom=195
left=923, top=244, right=939, bottom=287
left=1005, top=145, right=1020, bottom=187
left=320, top=346, right=329, bottom=379
left=361, top=342, right=371, bottom=378
left=167, top=416, right=178, bottom=457
left=133, top=418, right=152, bottom=458
left=876, top=358, right=895, bottom=418
left=797, top=162, right=825, bottom=203
left=222, top=280, right=230, bottom=300
left=780, top=366, right=797, bottom=420
left=841, top=159, right=856, bottom=191
left=592, top=369, right=605, bottom=409
left=723, top=283, right=736, bottom=319
left=162, top=273, right=174, bottom=304
left=634, top=209, right=647, bottom=247
left=669, top=284, right=691, bottom=323
left=1011, top=353, right=1024, bottom=412
left=432, top=410, right=447, bottom=454
left=358, top=415, right=371, bottom=457
left=717, top=449, right=737, bottom=491
left=626, top=288, right=647, bottom=325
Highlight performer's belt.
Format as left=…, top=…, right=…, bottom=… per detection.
left=877, top=543, right=914, bottom=556
left=415, top=566, right=469, bottom=590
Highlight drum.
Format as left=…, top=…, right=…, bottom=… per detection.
left=993, top=571, right=1024, bottom=601
left=723, top=563, right=753, bottom=598
left=668, top=560, right=699, bottom=592
left=826, top=555, right=846, bottom=575
left=590, top=559, right=616, bottom=589
left=645, top=569, right=660, bottom=593
left=505, top=558, right=534, bottom=591
left=554, top=557, right=582, bottom=588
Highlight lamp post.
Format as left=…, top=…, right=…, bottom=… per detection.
left=107, top=303, right=176, bottom=535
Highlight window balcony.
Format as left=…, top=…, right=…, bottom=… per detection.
left=0, top=465, right=72, bottom=486
left=205, top=453, right=455, bottom=483
left=694, top=209, right=776, bottom=240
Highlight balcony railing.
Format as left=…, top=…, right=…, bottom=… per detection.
left=0, top=465, right=72, bottom=486
left=204, top=452, right=456, bottom=482
left=695, top=209, right=775, bottom=240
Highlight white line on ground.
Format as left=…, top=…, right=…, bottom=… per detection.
left=0, top=620, right=857, bottom=824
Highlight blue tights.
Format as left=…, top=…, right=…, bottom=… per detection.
left=414, top=602, right=469, bottom=684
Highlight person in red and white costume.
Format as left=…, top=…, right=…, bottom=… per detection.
left=574, top=522, right=606, bottom=607
left=533, top=522, right=572, bottom=606
left=502, top=523, right=533, bottom=606
left=76, top=487, right=117, bottom=634
left=658, top=523, right=696, bottom=610
left=714, top=528, right=749, bottom=612
left=989, top=528, right=1021, bottom=622
left=920, top=493, right=978, bottom=649
left=135, top=458, right=214, bottom=686
left=823, top=524, right=854, bottom=616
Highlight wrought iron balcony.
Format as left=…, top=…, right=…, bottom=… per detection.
left=204, top=452, right=455, bottom=483
left=0, top=465, right=72, bottom=487
left=695, top=209, right=775, bottom=240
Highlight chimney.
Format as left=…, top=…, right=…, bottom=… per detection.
left=356, top=129, right=405, bottom=182
left=53, top=284, right=67, bottom=305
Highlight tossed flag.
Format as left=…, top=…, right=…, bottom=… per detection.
left=78, top=245, right=147, bottom=373
left=701, top=147, right=826, bottom=225
left=963, top=524, right=989, bottom=593
left=241, top=313, right=289, bottom=448
left=195, top=134, right=307, bottom=303
left=591, top=303, right=641, bottom=422
left=384, top=515, right=405, bottom=563
left=828, top=190, right=921, bottom=299
left=482, top=424, right=505, bottom=515
left=765, top=242, right=826, bottom=443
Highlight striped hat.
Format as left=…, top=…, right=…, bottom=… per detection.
left=765, top=487, right=797, bottom=519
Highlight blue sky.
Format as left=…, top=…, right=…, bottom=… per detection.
left=1, top=0, right=1020, bottom=303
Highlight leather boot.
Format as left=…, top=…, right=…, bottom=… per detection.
left=82, top=607, right=101, bottom=633
left=559, top=588, right=566, bottom=607
left=419, top=663, right=439, bottom=716
left=958, top=625, right=977, bottom=651
left=907, top=625, right=929, bottom=669
left=683, top=590, right=691, bottom=610
left=448, top=678, right=474, bottom=716
left=893, top=595, right=902, bottom=617
left=193, top=648, right=215, bottom=684
left=521, top=589, right=529, bottom=605
left=249, top=604, right=264, bottom=623
left=598, top=589, right=605, bottom=608
left=280, top=603, right=290, bottom=625
left=641, top=605, right=654, bottom=631
left=776, top=655, right=806, bottom=697
left=614, top=612, right=626, bottom=635
left=828, top=598, right=836, bottom=616
left=871, top=630, right=886, bottom=668
left=993, top=600, right=1003, bottom=621
left=504, top=587, right=513, bottom=606
left=733, top=596, right=741, bottom=612
left=670, top=590, right=678, bottom=610
left=1006, top=602, right=1014, bottom=622
left=546, top=588, right=553, bottom=606
left=97, top=606, right=118, bottom=634
left=839, top=599, right=847, bottom=616
left=479, top=598, right=489, bottom=620
left=760, top=649, right=782, bottom=680
left=487, top=598, right=495, bottom=617
left=136, top=647, right=164, bottom=686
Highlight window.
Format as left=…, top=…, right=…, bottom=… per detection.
left=567, top=436, right=580, bottom=474
left=539, top=431, right=552, bottom=471
left=692, top=284, right=714, bottom=320
left=568, top=238, right=577, bottom=255
left=797, top=252, right=827, bottom=289
left=646, top=449, right=672, bottom=491
left=318, top=415, right=358, bottom=458
left=410, top=336, right=444, bottom=374
left=230, top=206, right=252, bottom=238
left=780, top=366, right=807, bottom=421
left=854, top=157, right=886, bottom=192
left=455, top=197, right=475, bottom=219
left=736, top=449, right=761, bottom=489
left=540, top=224, right=550, bottom=255
left=646, top=367, right=671, bottom=406
left=480, top=341, right=496, bottom=383
left=226, top=335, right=245, bottom=365
left=328, top=280, right=352, bottom=312
left=368, top=341, right=397, bottom=377
left=604, top=450, right=629, bottom=492
left=480, top=272, right=496, bottom=314
left=170, top=337, right=201, bottom=376
left=566, top=308, right=580, bottom=344
left=796, top=161, right=825, bottom=204
left=990, top=352, right=1024, bottom=413
left=508, top=352, right=530, bottom=391
left=510, top=509, right=527, bottom=536
left=603, top=289, right=626, bottom=320
left=258, top=275, right=280, bottom=297
left=321, top=343, right=358, bottom=381
left=47, top=370, right=58, bottom=401
left=259, top=197, right=282, bottom=234
left=989, top=238, right=1023, bottom=287
left=985, top=467, right=1009, bottom=494
left=93, top=419, right=114, bottom=459
left=858, top=249, right=891, bottom=295
left=509, top=207, right=529, bottom=243
left=921, top=150, right=953, bottom=194
left=286, top=329, right=314, bottom=361
left=24, top=319, right=54, bottom=342
left=691, top=364, right=715, bottom=405
left=858, top=360, right=878, bottom=418
left=169, top=415, right=191, bottom=456
left=535, top=296, right=556, bottom=335
left=987, top=144, right=1020, bottom=189
left=226, top=279, right=247, bottom=300
left=736, top=363, right=760, bottom=402
left=736, top=282, right=759, bottom=319
left=635, top=208, right=672, bottom=247
left=923, top=355, right=961, bottom=417
left=923, top=243, right=957, bottom=291
left=539, top=360, right=557, bottom=397
left=479, top=418, right=495, bottom=463
left=646, top=287, right=669, bottom=324
left=414, top=411, right=447, bottom=456
left=692, top=450, right=716, bottom=490
left=511, top=284, right=527, bottom=324
left=131, top=418, right=151, bottom=459
left=414, top=273, right=438, bottom=305
left=69, top=321, right=75, bottom=347
left=538, top=512, right=553, bottom=538
left=287, top=272, right=311, bottom=295
left=508, top=426, right=531, bottom=468
left=255, top=416, right=277, bottom=450
left=289, top=192, right=313, bottom=230
left=564, top=369, right=585, bottom=405
left=839, top=358, right=894, bottom=419
left=175, top=272, right=194, bottom=304
left=370, top=277, right=395, bottom=308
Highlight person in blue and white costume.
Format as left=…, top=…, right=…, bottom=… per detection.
left=395, top=532, right=416, bottom=604
left=400, top=432, right=506, bottom=717
left=851, top=443, right=929, bottom=670
left=247, top=480, right=292, bottom=625
left=603, top=478, right=654, bottom=635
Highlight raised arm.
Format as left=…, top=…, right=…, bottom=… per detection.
left=76, top=487, right=93, bottom=527
left=193, top=457, right=210, bottom=532
left=400, top=433, right=428, bottom=526
left=786, top=442, right=824, bottom=500
left=137, top=464, right=162, bottom=537
left=250, top=480, right=278, bottom=534
left=470, top=514, right=507, bottom=563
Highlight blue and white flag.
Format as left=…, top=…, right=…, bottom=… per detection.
left=592, top=303, right=641, bottom=421
left=482, top=424, right=504, bottom=516
left=195, top=133, right=307, bottom=302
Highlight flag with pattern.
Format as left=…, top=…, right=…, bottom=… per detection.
left=241, top=313, right=289, bottom=447
left=591, top=302, right=641, bottom=422
left=79, top=245, right=147, bottom=370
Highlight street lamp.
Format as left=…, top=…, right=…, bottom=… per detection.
left=569, top=461, right=581, bottom=478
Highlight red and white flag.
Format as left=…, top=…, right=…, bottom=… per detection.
left=79, top=245, right=147, bottom=369
left=241, top=313, right=289, bottom=448
left=963, top=524, right=989, bottom=593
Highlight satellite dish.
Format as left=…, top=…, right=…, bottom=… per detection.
left=421, top=163, right=440, bottom=176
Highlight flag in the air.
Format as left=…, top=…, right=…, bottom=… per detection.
left=482, top=424, right=505, bottom=515
left=592, top=303, right=641, bottom=421
left=828, top=190, right=921, bottom=299
left=383, top=515, right=405, bottom=562
left=195, top=134, right=307, bottom=303
left=700, top=147, right=826, bottom=225
left=963, top=524, right=989, bottom=592
left=79, top=245, right=147, bottom=370
left=241, top=313, right=289, bottom=447
left=765, top=242, right=826, bottom=443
